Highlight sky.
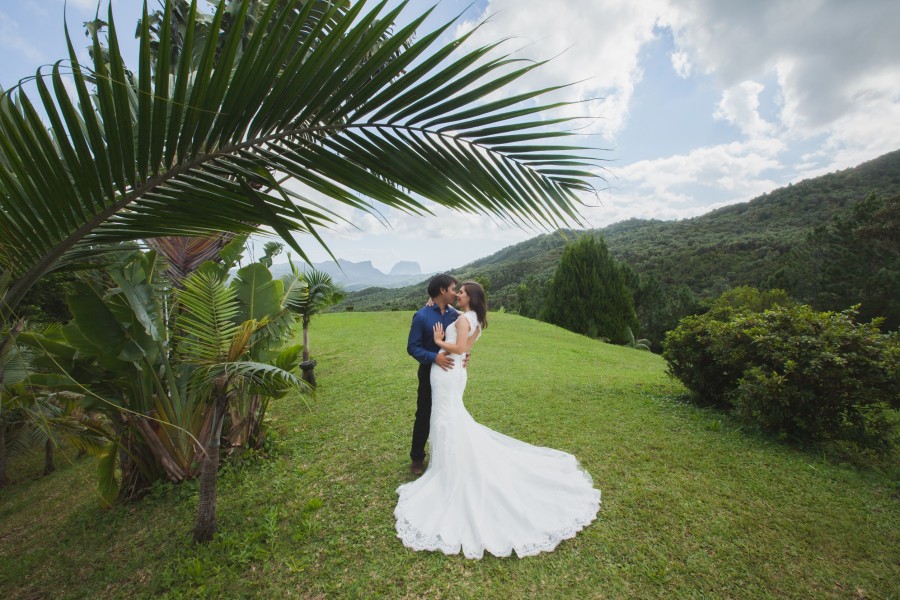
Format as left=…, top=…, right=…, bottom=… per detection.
left=2, top=0, right=899, bottom=274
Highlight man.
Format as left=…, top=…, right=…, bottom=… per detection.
left=406, top=274, right=460, bottom=475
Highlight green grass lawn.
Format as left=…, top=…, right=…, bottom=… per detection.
left=1, top=312, right=898, bottom=599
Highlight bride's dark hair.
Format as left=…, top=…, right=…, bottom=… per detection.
left=462, top=281, right=488, bottom=329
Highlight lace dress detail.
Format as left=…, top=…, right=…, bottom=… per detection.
left=395, top=311, right=601, bottom=559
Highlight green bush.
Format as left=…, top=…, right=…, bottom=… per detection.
left=663, top=286, right=797, bottom=408
left=664, top=302, right=899, bottom=453
left=728, top=306, right=898, bottom=442
left=660, top=314, right=743, bottom=408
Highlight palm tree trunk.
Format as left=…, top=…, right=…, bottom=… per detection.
left=0, top=321, right=25, bottom=482
left=300, top=319, right=317, bottom=386
left=0, top=424, right=8, bottom=486
left=44, top=439, right=55, bottom=475
left=193, top=387, right=228, bottom=543
left=0, top=319, right=25, bottom=391
left=302, top=320, right=310, bottom=363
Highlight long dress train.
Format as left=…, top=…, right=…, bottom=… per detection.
left=395, top=311, right=601, bottom=559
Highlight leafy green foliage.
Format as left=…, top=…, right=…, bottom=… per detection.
left=16, top=270, right=75, bottom=326
left=340, top=150, right=900, bottom=341
left=769, top=192, right=900, bottom=330
left=663, top=299, right=899, bottom=455
left=284, top=267, right=345, bottom=326
left=17, top=245, right=304, bottom=502
left=2, top=330, right=115, bottom=486
left=661, top=314, right=738, bottom=408
left=542, top=235, right=638, bottom=343
left=177, top=270, right=242, bottom=363
left=704, top=285, right=796, bottom=319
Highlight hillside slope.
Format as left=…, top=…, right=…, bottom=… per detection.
left=341, top=149, right=900, bottom=313
left=3, top=312, right=896, bottom=598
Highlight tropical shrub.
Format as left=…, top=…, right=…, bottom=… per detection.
left=664, top=301, right=899, bottom=453
left=175, top=266, right=302, bottom=542
left=727, top=307, right=898, bottom=444
left=17, top=245, right=306, bottom=502
left=661, top=314, right=743, bottom=408
left=1, top=322, right=108, bottom=485
left=663, top=287, right=797, bottom=407
left=704, top=286, right=795, bottom=319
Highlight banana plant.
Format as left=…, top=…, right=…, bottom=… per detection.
left=18, top=249, right=197, bottom=499
left=0, top=332, right=107, bottom=486
left=0, top=0, right=601, bottom=351
left=18, top=246, right=303, bottom=502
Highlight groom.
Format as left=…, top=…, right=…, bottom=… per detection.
left=406, top=274, right=460, bottom=475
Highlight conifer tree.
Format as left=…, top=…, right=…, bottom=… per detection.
left=542, top=236, right=639, bottom=344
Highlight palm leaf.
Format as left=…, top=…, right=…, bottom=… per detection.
left=176, top=269, right=240, bottom=364
left=145, top=233, right=237, bottom=284
left=195, top=360, right=306, bottom=396
left=0, top=0, right=604, bottom=325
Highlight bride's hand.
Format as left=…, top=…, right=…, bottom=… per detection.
left=433, top=323, right=445, bottom=343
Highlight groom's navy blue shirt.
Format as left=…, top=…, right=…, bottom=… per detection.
left=407, top=303, right=459, bottom=365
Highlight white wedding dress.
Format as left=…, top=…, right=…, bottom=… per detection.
left=395, top=311, right=601, bottom=559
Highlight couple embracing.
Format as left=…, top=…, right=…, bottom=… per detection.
left=394, top=274, right=601, bottom=560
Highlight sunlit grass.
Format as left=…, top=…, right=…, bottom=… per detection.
left=1, top=312, right=897, bottom=598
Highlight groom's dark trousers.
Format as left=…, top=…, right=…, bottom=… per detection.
left=411, top=362, right=432, bottom=462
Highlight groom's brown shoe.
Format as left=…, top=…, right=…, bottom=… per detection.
left=411, top=460, right=425, bottom=476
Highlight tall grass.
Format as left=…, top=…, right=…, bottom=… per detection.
left=1, top=312, right=897, bottom=598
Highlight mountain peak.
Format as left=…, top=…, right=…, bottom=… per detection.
left=390, top=261, right=421, bottom=275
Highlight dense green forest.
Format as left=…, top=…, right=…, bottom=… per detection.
left=338, top=149, right=900, bottom=341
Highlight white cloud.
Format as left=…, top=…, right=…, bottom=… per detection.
left=66, top=0, right=104, bottom=10
left=663, top=0, right=900, bottom=163
left=455, top=0, right=669, bottom=141
left=670, top=51, right=691, bottom=78
left=714, top=80, right=775, bottom=138
left=577, top=139, right=787, bottom=227
left=301, top=0, right=898, bottom=269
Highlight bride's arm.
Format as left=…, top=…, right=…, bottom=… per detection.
left=432, top=316, right=470, bottom=354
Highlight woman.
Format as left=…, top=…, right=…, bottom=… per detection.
left=394, top=282, right=601, bottom=559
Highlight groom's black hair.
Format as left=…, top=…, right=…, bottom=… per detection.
left=427, top=274, right=457, bottom=298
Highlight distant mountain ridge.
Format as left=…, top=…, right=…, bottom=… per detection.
left=337, top=148, right=900, bottom=312
left=270, top=258, right=430, bottom=291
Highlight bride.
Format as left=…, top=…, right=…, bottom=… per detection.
left=394, top=281, right=601, bottom=559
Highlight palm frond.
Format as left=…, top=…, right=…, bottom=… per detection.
left=145, top=233, right=237, bottom=284
left=176, top=269, right=240, bottom=363
left=192, top=360, right=307, bottom=397
left=0, top=0, right=604, bottom=324
left=286, top=268, right=344, bottom=317
left=226, top=319, right=262, bottom=363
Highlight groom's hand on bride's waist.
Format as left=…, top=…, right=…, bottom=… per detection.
left=434, top=352, right=454, bottom=371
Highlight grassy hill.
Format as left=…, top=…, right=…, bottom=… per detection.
left=340, top=149, right=900, bottom=313
left=2, top=313, right=897, bottom=598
